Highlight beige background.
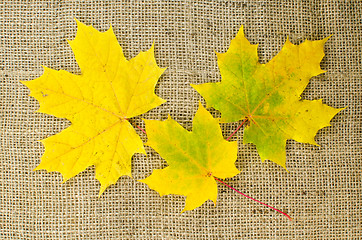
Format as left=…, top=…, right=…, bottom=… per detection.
left=0, top=0, right=361, bottom=239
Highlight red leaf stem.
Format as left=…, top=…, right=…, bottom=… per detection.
left=226, top=118, right=248, bottom=141
left=135, top=124, right=147, bottom=134
left=214, top=177, right=292, bottom=221
left=126, top=119, right=147, bottom=134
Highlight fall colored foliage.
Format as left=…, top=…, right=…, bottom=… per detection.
left=22, top=20, right=166, bottom=195
left=192, top=26, right=343, bottom=168
left=140, top=103, right=239, bottom=212
left=22, top=21, right=343, bottom=216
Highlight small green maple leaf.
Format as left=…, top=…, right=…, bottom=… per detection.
left=140, top=103, right=240, bottom=212
left=191, top=26, right=344, bottom=168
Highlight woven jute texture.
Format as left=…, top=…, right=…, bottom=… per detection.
left=0, top=0, right=361, bottom=239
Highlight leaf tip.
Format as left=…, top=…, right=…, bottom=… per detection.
left=212, top=198, right=217, bottom=206
left=39, top=65, right=47, bottom=71
left=322, top=34, right=333, bottom=43
left=74, top=18, right=84, bottom=26
left=282, top=164, right=289, bottom=172
left=190, top=83, right=200, bottom=92
left=338, top=106, right=348, bottom=112
left=161, top=65, right=168, bottom=72
left=160, top=98, right=167, bottom=105
left=108, top=23, right=114, bottom=32
left=285, top=36, right=293, bottom=46
left=98, top=180, right=116, bottom=197
left=180, top=207, right=188, bottom=214
left=137, top=177, right=148, bottom=183
left=74, top=18, right=85, bottom=30
left=146, top=41, right=155, bottom=54
left=61, top=176, right=70, bottom=184
left=142, top=148, right=148, bottom=156
left=66, top=38, right=73, bottom=46
left=19, top=80, right=26, bottom=86
left=237, top=25, right=244, bottom=36
left=98, top=190, right=105, bottom=198
left=33, top=165, right=41, bottom=171
left=197, top=101, right=204, bottom=110
left=214, top=50, right=221, bottom=57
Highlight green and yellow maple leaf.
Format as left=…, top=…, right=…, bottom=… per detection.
left=140, top=103, right=240, bottom=212
left=22, top=20, right=166, bottom=194
left=192, top=26, right=344, bottom=168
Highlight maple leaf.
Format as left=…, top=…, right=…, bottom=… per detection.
left=191, top=26, right=344, bottom=168
left=21, top=20, right=166, bottom=195
left=140, top=103, right=240, bottom=212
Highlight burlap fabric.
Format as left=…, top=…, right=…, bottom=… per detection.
left=0, top=1, right=360, bottom=239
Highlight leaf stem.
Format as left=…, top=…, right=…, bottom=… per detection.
left=226, top=118, right=248, bottom=141
left=126, top=118, right=147, bottom=134
left=135, top=124, right=147, bottom=134
left=214, top=177, right=292, bottom=221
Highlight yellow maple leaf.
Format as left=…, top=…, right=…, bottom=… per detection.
left=22, top=20, right=166, bottom=195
